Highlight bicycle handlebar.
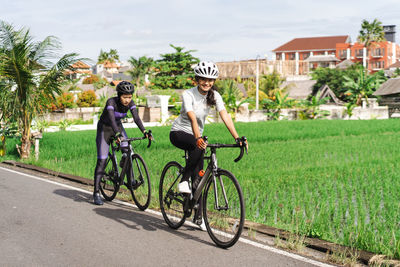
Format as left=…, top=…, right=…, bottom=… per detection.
left=203, top=136, right=247, bottom=162
left=111, top=129, right=153, bottom=149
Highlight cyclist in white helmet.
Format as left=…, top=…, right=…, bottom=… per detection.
left=170, top=61, right=247, bottom=230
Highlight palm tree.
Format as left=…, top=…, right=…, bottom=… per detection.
left=0, top=21, right=81, bottom=158
left=358, top=19, right=385, bottom=48
left=127, top=56, right=154, bottom=89
left=357, top=19, right=386, bottom=69
left=97, top=48, right=120, bottom=64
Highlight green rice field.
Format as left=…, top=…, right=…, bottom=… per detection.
left=2, top=119, right=400, bottom=258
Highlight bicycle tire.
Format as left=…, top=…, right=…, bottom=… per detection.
left=159, top=161, right=186, bottom=229
left=99, top=155, right=120, bottom=201
left=203, top=169, right=245, bottom=248
left=130, top=154, right=151, bottom=211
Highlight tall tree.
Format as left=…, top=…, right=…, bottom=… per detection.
left=127, top=56, right=154, bottom=89
left=150, top=44, right=199, bottom=89
left=97, top=48, right=120, bottom=64
left=310, top=64, right=360, bottom=101
left=358, top=19, right=386, bottom=48
left=0, top=21, right=80, bottom=158
left=358, top=19, right=386, bottom=70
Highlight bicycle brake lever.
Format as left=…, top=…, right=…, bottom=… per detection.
left=241, top=136, right=248, bottom=155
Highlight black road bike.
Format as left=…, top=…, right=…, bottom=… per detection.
left=100, top=131, right=152, bottom=211
left=159, top=136, right=247, bottom=248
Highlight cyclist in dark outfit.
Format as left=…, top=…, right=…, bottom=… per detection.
left=93, top=81, right=150, bottom=205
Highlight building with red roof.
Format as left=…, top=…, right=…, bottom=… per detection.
left=65, top=60, right=92, bottom=79
left=273, top=33, right=400, bottom=74
left=273, top=35, right=351, bottom=61
left=336, top=41, right=400, bottom=72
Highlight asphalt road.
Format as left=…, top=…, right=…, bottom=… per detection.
left=0, top=166, right=334, bottom=267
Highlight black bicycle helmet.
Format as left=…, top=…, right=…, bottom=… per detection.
left=116, top=81, right=135, bottom=95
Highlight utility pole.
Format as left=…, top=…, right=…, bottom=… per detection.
left=256, top=55, right=260, bottom=110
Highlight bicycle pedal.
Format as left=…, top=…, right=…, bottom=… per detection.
left=184, top=208, right=192, bottom=218
left=131, top=182, right=140, bottom=190
left=193, top=217, right=203, bottom=226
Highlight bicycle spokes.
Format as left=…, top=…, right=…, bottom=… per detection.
left=130, top=154, right=151, bottom=211
left=99, top=158, right=120, bottom=201
left=203, top=169, right=245, bottom=248
left=159, top=162, right=187, bottom=229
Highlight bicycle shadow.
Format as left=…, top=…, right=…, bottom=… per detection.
left=53, top=188, right=92, bottom=203
left=53, top=188, right=215, bottom=247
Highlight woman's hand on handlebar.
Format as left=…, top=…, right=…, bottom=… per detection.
left=115, top=132, right=123, bottom=144
left=236, top=136, right=248, bottom=152
left=144, top=130, right=154, bottom=141
left=196, top=137, right=207, bottom=150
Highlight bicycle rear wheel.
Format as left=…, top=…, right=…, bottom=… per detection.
left=159, top=161, right=186, bottom=229
left=100, top=155, right=120, bottom=201
left=203, top=169, right=245, bottom=248
left=130, top=154, right=151, bottom=211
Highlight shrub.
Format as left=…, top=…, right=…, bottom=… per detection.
left=40, top=95, right=59, bottom=112
left=82, top=74, right=100, bottom=84
left=58, top=119, right=71, bottom=131
left=93, top=78, right=108, bottom=90
left=77, top=90, right=98, bottom=107
left=57, top=92, right=76, bottom=109
left=151, top=89, right=180, bottom=105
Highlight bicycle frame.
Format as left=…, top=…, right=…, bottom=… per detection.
left=186, top=140, right=246, bottom=214
left=192, top=148, right=215, bottom=203
left=109, top=135, right=152, bottom=186
left=160, top=136, right=246, bottom=248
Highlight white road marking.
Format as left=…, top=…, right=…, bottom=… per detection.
left=0, top=166, right=334, bottom=267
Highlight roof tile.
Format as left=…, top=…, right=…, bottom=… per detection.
left=273, top=36, right=350, bottom=52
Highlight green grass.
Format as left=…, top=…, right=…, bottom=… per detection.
left=2, top=119, right=400, bottom=258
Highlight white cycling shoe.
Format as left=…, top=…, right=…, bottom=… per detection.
left=178, top=181, right=191, bottom=194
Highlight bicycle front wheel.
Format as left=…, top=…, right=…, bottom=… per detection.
left=100, top=155, right=120, bottom=201
left=203, top=169, right=245, bottom=248
left=130, top=154, right=151, bottom=211
left=159, top=161, right=186, bottom=229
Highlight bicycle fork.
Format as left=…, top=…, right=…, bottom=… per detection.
left=212, top=173, right=229, bottom=211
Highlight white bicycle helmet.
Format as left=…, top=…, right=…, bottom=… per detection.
left=194, top=61, right=219, bottom=79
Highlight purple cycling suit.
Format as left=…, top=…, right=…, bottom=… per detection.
left=96, top=97, right=145, bottom=159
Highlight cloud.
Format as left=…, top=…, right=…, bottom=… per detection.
left=1, top=0, right=399, bottom=62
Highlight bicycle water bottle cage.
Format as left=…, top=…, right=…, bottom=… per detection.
left=183, top=151, right=189, bottom=162
left=120, top=153, right=127, bottom=168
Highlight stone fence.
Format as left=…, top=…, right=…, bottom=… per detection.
left=235, top=100, right=389, bottom=122
left=39, top=106, right=164, bottom=123
left=39, top=96, right=390, bottom=125
left=39, top=95, right=171, bottom=123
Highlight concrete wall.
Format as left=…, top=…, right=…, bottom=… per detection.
left=40, top=106, right=161, bottom=123
left=235, top=104, right=389, bottom=122
left=40, top=107, right=102, bottom=122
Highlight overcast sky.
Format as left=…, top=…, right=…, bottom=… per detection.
left=1, top=0, right=400, bottom=64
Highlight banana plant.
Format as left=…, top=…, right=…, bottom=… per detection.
left=298, top=92, right=330, bottom=120
left=343, top=66, right=386, bottom=105
left=0, top=122, right=19, bottom=156
left=261, top=90, right=296, bottom=120
left=215, top=79, right=249, bottom=119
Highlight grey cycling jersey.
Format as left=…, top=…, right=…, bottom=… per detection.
left=171, top=86, right=225, bottom=135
